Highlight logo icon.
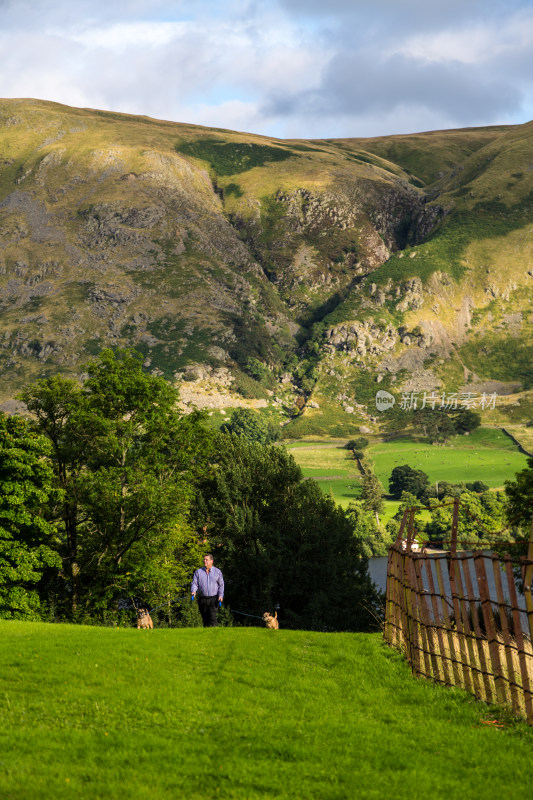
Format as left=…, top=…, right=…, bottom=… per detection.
left=375, top=390, right=395, bottom=412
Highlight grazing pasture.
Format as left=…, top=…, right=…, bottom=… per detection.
left=369, top=428, right=527, bottom=491
left=285, top=440, right=362, bottom=507
left=288, top=428, right=528, bottom=511
left=1, top=622, right=532, bottom=799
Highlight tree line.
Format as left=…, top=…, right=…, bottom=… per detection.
left=344, top=429, right=532, bottom=553
left=0, top=349, right=381, bottom=631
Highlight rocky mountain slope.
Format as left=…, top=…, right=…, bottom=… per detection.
left=0, top=99, right=532, bottom=432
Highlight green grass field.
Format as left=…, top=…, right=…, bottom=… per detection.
left=368, top=428, right=527, bottom=491
left=286, top=442, right=362, bottom=507
left=1, top=621, right=532, bottom=800
left=287, top=429, right=528, bottom=511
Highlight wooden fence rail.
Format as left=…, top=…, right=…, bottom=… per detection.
left=384, top=499, right=533, bottom=723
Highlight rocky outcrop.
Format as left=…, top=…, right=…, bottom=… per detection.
left=79, top=203, right=165, bottom=248
left=228, top=177, right=440, bottom=310
left=326, top=320, right=398, bottom=360
left=366, top=184, right=445, bottom=249
left=395, top=277, right=424, bottom=312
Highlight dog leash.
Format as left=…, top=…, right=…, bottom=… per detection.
left=148, top=598, right=275, bottom=622
left=231, top=609, right=264, bottom=620
left=148, top=595, right=188, bottom=614
left=232, top=604, right=279, bottom=621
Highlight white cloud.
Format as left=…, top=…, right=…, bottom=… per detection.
left=186, top=99, right=264, bottom=134
left=0, top=0, right=532, bottom=137
left=0, top=4, right=328, bottom=133
left=70, top=21, right=190, bottom=50
left=391, top=10, right=533, bottom=66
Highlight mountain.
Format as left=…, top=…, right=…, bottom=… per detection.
left=0, top=98, right=532, bottom=433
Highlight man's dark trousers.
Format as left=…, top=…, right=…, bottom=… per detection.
left=198, top=595, right=218, bottom=627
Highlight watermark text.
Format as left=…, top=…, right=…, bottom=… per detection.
left=375, top=390, right=498, bottom=412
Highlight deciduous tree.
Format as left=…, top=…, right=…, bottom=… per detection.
left=505, top=457, right=533, bottom=527
left=361, top=472, right=385, bottom=525
left=21, top=349, right=214, bottom=617
left=389, top=464, right=430, bottom=500
left=346, top=501, right=392, bottom=557
left=0, top=414, right=61, bottom=619
left=414, top=409, right=455, bottom=443
left=220, top=407, right=279, bottom=443
left=425, top=490, right=507, bottom=545
left=452, top=409, right=481, bottom=435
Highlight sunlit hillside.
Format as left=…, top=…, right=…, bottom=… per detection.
left=1, top=99, right=532, bottom=435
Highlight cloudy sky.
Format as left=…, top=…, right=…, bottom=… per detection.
left=1, top=0, right=533, bottom=139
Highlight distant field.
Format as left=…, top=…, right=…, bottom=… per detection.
left=286, top=442, right=362, bottom=507
left=369, top=428, right=527, bottom=491
left=288, top=428, right=528, bottom=510
left=1, top=622, right=532, bottom=800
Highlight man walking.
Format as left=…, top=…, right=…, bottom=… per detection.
left=191, top=554, right=224, bottom=627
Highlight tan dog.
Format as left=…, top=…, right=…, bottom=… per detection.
left=136, top=608, right=153, bottom=629
left=262, top=611, right=279, bottom=630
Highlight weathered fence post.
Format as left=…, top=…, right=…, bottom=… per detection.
left=504, top=555, right=533, bottom=722
left=523, top=518, right=533, bottom=645
left=384, top=501, right=533, bottom=723
left=384, top=510, right=409, bottom=647
left=402, top=509, right=418, bottom=672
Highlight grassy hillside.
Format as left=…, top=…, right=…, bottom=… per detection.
left=331, top=125, right=512, bottom=186
left=0, top=98, right=428, bottom=401
left=1, top=621, right=532, bottom=799
left=294, top=121, right=533, bottom=437
left=2, top=99, right=533, bottom=439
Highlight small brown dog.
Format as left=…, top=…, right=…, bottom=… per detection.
left=136, top=608, right=154, bottom=629
left=262, top=611, right=279, bottom=630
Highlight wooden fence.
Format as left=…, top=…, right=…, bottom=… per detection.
left=384, top=499, right=533, bottom=723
